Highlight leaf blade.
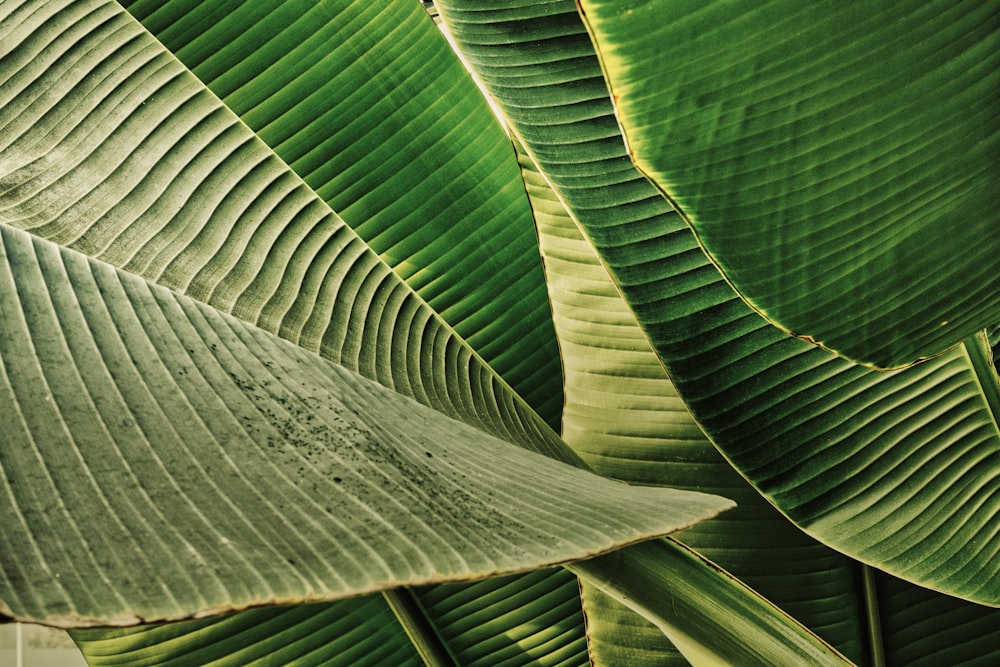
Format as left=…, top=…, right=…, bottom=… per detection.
left=570, top=540, right=853, bottom=667
left=577, top=0, right=1000, bottom=368
left=0, top=0, right=567, bottom=463
left=440, top=0, right=1000, bottom=605
left=521, top=139, right=868, bottom=664
left=434, top=0, right=1000, bottom=606
left=118, top=0, right=565, bottom=428
left=0, top=222, right=733, bottom=626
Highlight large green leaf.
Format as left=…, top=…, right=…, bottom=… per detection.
left=0, top=221, right=731, bottom=626
left=71, top=599, right=424, bottom=666
left=0, top=0, right=563, bottom=460
left=0, top=0, right=734, bottom=627
left=109, top=0, right=590, bottom=661
left=118, top=0, right=565, bottom=429
left=521, top=143, right=868, bottom=664
left=576, top=0, right=1000, bottom=369
left=569, top=540, right=853, bottom=666
left=434, top=0, right=1000, bottom=607
left=1, top=0, right=586, bottom=660
left=523, top=138, right=1000, bottom=665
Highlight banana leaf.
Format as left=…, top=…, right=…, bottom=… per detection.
left=520, top=137, right=1000, bottom=665
left=434, top=0, right=1000, bottom=611
left=577, top=0, right=1000, bottom=369
left=522, top=141, right=868, bottom=664
left=8, top=0, right=997, bottom=664
left=0, top=0, right=733, bottom=627
left=4, top=2, right=859, bottom=665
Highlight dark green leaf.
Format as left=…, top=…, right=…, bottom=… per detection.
left=577, top=0, right=1000, bottom=369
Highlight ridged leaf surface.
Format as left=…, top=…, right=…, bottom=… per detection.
left=0, top=0, right=565, bottom=461
left=434, top=0, right=1000, bottom=606
left=578, top=0, right=1000, bottom=369
left=71, top=599, right=423, bottom=666
left=119, top=0, right=564, bottom=427
left=521, top=145, right=868, bottom=664
left=0, top=0, right=733, bottom=627
left=0, top=221, right=732, bottom=625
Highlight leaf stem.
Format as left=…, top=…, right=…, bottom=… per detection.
left=860, top=565, right=885, bottom=667
left=382, top=589, right=457, bottom=667
left=962, top=333, right=1000, bottom=434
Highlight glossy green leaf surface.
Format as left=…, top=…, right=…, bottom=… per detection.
left=434, top=0, right=1000, bottom=606
left=71, top=599, right=423, bottom=666
left=8, top=0, right=1000, bottom=664
left=120, top=0, right=564, bottom=428
left=414, top=568, right=589, bottom=666
left=522, top=144, right=868, bottom=664
left=112, top=0, right=592, bottom=663
left=570, top=540, right=853, bottom=666
left=578, top=0, right=1000, bottom=369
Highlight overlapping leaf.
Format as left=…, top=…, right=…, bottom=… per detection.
left=412, top=568, right=589, bottom=665
left=577, top=0, right=1000, bottom=369
left=434, top=0, right=1000, bottom=606
left=71, top=568, right=589, bottom=666
left=0, top=0, right=564, bottom=460
left=0, top=0, right=734, bottom=628
left=71, top=599, right=424, bottom=666
left=521, top=144, right=868, bottom=664
left=118, top=0, right=565, bottom=428
left=568, top=540, right=852, bottom=666
left=113, top=0, right=592, bottom=660
left=0, top=221, right=732, bottom=626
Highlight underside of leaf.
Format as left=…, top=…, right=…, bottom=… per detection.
left=0, top=223, right=733, bottom=626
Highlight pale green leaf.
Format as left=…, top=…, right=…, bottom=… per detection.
left=0, top=0, right=734, bottom=628
left=0, top=221, right=730, bottom=626
left=0, top=0, right=566, bottom=462
left=2, top=0, right=586, bottom=660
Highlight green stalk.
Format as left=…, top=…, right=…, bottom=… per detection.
left=568, top=539, right=855, bottom=667
left=963, top=333, right=1000, bottom=433
left=382, top=590, right=457, bottom=667
left=861, top=566, right=886, bottom=667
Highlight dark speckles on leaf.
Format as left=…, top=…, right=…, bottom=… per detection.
left=227, top=372, right=255, bottom=392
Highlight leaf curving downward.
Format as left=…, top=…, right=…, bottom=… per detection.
left=0, top=0, right=565, bottom=463
left=0, top=222, right=733, bottom=626
left=521, top=141, right=869, bottom=663
left=116, top=0, right=566, bottom=429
